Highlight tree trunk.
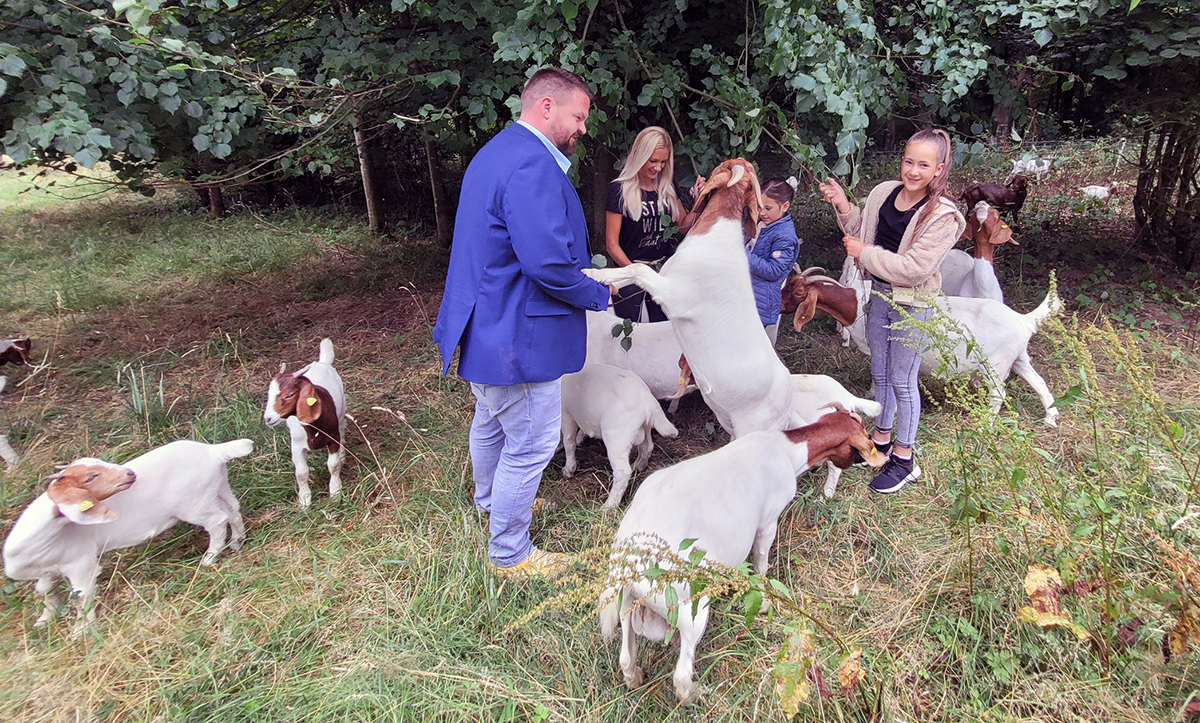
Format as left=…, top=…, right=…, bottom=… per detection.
left=1134, top=122, right=1200, bottom=270
left=591, top=147, right=614, bottom=255
left=208, top=186, right=225, bottom=219
left=354, top=124, right=382, bottom=236
left=425, top=140, right=452, bottom=247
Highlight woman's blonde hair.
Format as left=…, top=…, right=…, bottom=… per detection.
left=614, top=126, right=684, bottom=223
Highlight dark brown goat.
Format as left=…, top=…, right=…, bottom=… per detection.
left=960, top=174, right=1028, bottom=228
left=0, top=338, right=32, bottom=367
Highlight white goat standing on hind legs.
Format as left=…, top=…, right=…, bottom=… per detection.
left=583, top=158, right=878, bottom=494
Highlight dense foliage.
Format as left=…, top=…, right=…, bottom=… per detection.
left=0, top=1, right=1196, bottom=257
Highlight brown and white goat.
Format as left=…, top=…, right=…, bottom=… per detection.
left=3, top=439, right=252, bottom=632
left=264, top=338, right=346, bottom=507
left=0, top=338, right=32, bottom=367
left=940, top=201, right=1017, bottom=302
left=599, top=410, right=886, bottom=703
left=960, top=174, right=1028, bottom=227
left=783, top=264, right=1063, bottom=426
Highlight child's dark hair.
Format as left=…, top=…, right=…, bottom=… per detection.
left=762, top=178, right=796, bottom=206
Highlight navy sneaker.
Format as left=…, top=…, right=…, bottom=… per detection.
left=869, top=454, right=921, bottom=494
left=852, top=440, right=893, bottom=467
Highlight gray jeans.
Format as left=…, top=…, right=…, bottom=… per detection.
left=866, top=291, right=930, bottom=449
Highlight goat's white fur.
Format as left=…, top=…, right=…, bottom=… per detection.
left=264, top=338, right=346, bottom=507
left=940, top=202, right=1006, bottom=303
left=789, top=374, right=882, bottom=497
left=585, top=217, right=803, bottom=437
left=1081, top=183, right=1117, bottom=200
left=561, top=364, right=679, bottom=509
left=599, top=425, right=842, bottom=702
left=585, top=310, right=696, bottom=412
left=836, top=258, right=1061, bottom=426
left=1011, top=158, right=1052, bottom=179
left=0, top=376, right=16, bottom=472
left=2, top=439, right=253, bottom=631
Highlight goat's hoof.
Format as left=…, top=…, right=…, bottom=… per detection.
left=1044, top=416, right=1059, bottom=428
left=230, top=537, right=245, bottom=551
left=33, top=617, right=50, bottom=629
left=624, top=666, right=645, bottom=689
left=562, top=467, right=576, bottom=479
left=674, top=678, right=701, bottom=704
left=200, top=554, right=219, bottom=567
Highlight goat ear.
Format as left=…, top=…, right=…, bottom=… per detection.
left=988, top=212, right=1016, bottom=246
left=296, top=379, right=322, bottom=424
left=743, top=179, right=761, bottom=239
left=851, top=435, right=888, bottom=468
left=792, top=291, right=820, bottom=332
left=693, top=169, right=731, bottom=217
left=57, top=499, right=117, bottom=525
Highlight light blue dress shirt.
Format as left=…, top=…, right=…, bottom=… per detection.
left=516, top=120, right=571, bottom=175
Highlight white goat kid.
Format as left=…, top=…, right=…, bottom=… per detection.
left=599, top=411, right=886, bottom=703
left=561, top=364, right=679, bottom=509
left=264, top=338, right=346, bottom=507
left=940, top=201, right=1016, bottom=303
left=2, top=439, right=253, bottom=631
left=584, top=158, right=802, bottom=438
left=585, top=310, right=697, bottom=412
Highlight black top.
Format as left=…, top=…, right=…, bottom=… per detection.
left=607, top=180, right=677, bottom=263
left=875, top=184, right=928, bottom=253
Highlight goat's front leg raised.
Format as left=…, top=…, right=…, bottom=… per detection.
left=583, top=265, right=677, bottom=314
left=285, top=417, right=313, bottom=507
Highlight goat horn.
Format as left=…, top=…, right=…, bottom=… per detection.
left=799, top=266, right=828, bottom=277
left=727, top=164, right=745, bottom=187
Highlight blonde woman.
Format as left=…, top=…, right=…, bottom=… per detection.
left=605, top=127, right=705, bottom=321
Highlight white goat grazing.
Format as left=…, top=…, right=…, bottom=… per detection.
left=584, top=158, right=803, bottom=439
left=1081, top=182, right=1118, bottom=200
left=0, top=376, right=18, bottom=472
left=2, top=439, right=253, bottom=631
left=940, top=201, right=1017, bottom=303
left=599, top=411, right=886, bottom=703
left=561, top=364, right=679, bottom=509
left=585, top=309, right=696, bottom=412
left=264, top=338, right=346, bottom=507
left=789, top=374, right=882, bottom=497
left=1011, top=157, right=1052, bottom=179
left=790, top=261, right=1063, bottom=426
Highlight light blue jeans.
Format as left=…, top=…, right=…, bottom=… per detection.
left=866, top=291, right=930, bottom=449
left=469, top=379, right=562, bottom=567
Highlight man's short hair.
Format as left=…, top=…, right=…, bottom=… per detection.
left=520, top=68, right=593, bottom=111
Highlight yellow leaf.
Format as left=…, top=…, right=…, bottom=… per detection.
left=1018, top=606, right=1091, bottom=640
left=837, top=649, right=865, bottom=695
left=1023, top=564, right=1064, bottom=615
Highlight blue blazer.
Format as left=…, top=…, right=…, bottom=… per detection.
left=432, top=123, right=610, bottom=385
left=746, top=216, right=801, bottom=325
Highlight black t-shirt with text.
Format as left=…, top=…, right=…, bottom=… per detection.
left=875, top=184, right=928, bottom=253
left=607, top=180, right=677, bottom=263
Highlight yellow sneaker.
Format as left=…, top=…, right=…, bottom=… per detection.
left=489, top=547, right=572, bottom=579
left=529, top=497, right=547, bottom=515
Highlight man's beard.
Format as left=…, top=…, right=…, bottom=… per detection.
left=556, top=135, right=576, bottom=155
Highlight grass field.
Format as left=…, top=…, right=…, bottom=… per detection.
left=1, top=153, right=1199, bottom=722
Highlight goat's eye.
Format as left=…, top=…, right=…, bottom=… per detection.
left=85, top=473, right=98, bottom=483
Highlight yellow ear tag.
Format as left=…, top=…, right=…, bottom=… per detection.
left=306, top=397, right=318, bottom=407
left=678, top=375, right=686, bottom=385
left=1000, top=223, right=1009, bottom=229
left=79, top=500, right=94, bottom=511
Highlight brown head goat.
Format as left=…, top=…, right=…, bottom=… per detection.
left=0, top=338, right=32, bottom=367
left=264, top=338, right=347, bottom=507
left=960, top=174, right=1028, bottom=228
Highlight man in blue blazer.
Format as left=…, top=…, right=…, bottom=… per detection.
left=433, top=68, right=611, bottom=578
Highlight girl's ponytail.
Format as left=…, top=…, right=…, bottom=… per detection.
left=907, top=127, right=954, bottom=233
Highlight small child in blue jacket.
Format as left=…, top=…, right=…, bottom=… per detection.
left=747, top=178, right=802, bottom=345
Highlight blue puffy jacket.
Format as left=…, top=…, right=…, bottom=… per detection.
left=746, top=216, right=802, bottom=325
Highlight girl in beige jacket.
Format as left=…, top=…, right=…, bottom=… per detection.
left=819, top=128, right=966, bottom=494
